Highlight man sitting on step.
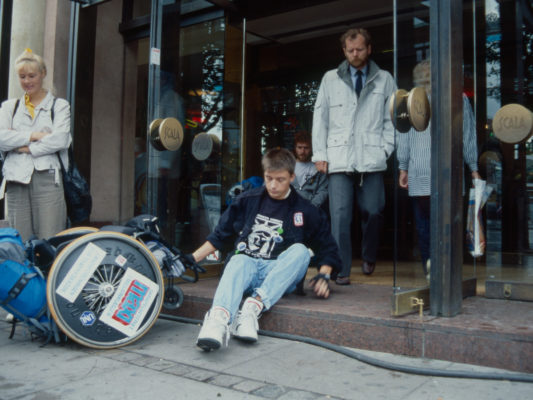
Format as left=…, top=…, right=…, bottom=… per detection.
left=190, top=148, right=341, bottom=351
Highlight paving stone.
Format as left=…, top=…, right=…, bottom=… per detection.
left=208, top=373, right=245, bottom=387
left=233, top=379, right=268, bottom=393
left=183, top=368, right=218, bottom=382
left=129, top=355, right=161, bottom=366
left=162, top=363, right=193, bottom=376
left=146, top=359, right=179, bottom=371
left=104, top=351, right=146, bottom=362
left=252, top=384, right=288, bottom=398
left=277, top=390, right=323, bottom=399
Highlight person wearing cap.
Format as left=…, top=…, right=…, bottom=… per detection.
left=191, top=148, right=341, bottom=352
left=0, top=49, right=71, bottom=240
left=312, top=28, right=396, bottom=284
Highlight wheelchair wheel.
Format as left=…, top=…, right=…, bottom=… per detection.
left=47, top=226, right=100, bottom=253
left=55, top=226, right=99, bottom=235
left=46, top=231, right=164, bottom=349
left=163, top=284, right=184, bottom=310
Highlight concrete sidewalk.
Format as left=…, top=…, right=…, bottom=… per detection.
left=1, top=310, right=532, bottom=400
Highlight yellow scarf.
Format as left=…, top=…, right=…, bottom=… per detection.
left=24, top=94, right=35, bottom=119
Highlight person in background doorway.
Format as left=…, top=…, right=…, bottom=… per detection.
left=192, top=148, right=341, bottom=352
left=0, top=48, right=71, bottom=240
left=293, top=131, right=328, bottom=209
left=312, top=28, right=396, bottom=284
left=397, top=59, right=481, bottom=279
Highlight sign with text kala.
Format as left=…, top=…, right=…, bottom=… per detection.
left=99, top=268, right=159, bottom=337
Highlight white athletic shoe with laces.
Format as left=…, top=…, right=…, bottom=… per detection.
left=232, top=297, right=263, bottom=343
left=196, top=307, right=230, bottom=351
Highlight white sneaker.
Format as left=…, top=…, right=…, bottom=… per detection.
left=5, top=313, right=14, bottom=322
left=196, top=307, right=230, bottom=351
left=232, top=297, right=263, bottom=343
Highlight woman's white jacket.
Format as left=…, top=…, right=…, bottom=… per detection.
left=0, top=91, right=71, bottom=185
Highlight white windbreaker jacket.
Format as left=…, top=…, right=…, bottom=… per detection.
left=312, top=60, right=396, bottom=173
left=0, top=91, right=71, bottom=186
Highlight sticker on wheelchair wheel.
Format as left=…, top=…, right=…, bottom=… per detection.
left=56, top=242, right=107, bottom=303
left=80, top=311, right=96, bottom=327
left=115, top=254, right=128, bottom=267
left=99, top=268, right=159, bottom=337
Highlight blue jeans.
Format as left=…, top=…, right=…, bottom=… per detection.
left=328, top=172, right=384, bottom=277
left=212, top=244, right=310, bottom=321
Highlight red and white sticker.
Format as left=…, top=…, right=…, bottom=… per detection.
left=293, top=212, right=304, bottom=227
left=99, top=268, right=159, bottom=337
left=115, top=254, right=127, bottom=267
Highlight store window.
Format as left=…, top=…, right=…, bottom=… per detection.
left=143, top=14, right=226, bottom=252
left=477, top=0, right=533, bottom=300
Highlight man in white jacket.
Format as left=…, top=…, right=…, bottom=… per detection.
left=312, top=28, right=395, bottom=284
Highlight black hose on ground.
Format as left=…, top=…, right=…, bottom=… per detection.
left=159, top=313, right=533, bottom=384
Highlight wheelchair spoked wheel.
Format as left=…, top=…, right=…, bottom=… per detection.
left=46, top=231, right=164, bottom=349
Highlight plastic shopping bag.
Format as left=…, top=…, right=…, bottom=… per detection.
left=466, top=179, right=494, bottom=257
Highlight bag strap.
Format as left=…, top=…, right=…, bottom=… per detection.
left=56, top=151, right=66, bottom=172
left=12, top=99, right=20, bottom=120
left=50, top=97, right=57, bottom=122
left=12, top=97, right=56, bottom=120
left=56, top=147, right=75, bottom=174
left=0, top=100, right=21, bottom=186
left=0, top=272, right=37, bottom=306
left=51, top=97, right=71, bottom=171
left=12, top=97, right=57, bottom=122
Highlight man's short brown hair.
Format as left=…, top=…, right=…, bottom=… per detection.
left=294, top=131, right=311, bottom=146
left=340, top=28, right=371, bottom=48
left=262, top=148, right=296, bottom=175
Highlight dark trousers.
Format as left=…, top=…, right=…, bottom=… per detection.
left=412, top=196, right=430, bottom=274
left=328, top=172, right=385, bottom=277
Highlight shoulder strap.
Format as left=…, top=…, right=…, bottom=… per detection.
left=52, top=98, right=71, bottom=170
left=13, top=99, right=20, bottom=117
left=51, top=97, right=57, bottom=122
left=11, top=98, right=56, bottom=120
left=9, top=99, right=20, bottom=129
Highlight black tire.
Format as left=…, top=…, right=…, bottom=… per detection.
left=163, top=284, right=184, bottom=310
left=46, top=231, right=164, bottom=349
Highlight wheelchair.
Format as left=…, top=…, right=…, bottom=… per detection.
left=26, top=215, right=204, bottom=349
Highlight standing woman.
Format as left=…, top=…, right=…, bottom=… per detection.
left=0, top=48, right=71, bottom=240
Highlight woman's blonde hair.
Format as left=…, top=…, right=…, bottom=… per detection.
left=15, top=48, right=47, bottom=75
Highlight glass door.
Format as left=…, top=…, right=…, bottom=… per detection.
left=392, top=0, right=533, bottom=312
left=391, top=0, right=433, bottom=315
left=475, top=0, right=533, bottom=301
left=146, top=0, right=235, bottom=257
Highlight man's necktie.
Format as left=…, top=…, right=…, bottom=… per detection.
left=355, top=70, right=363, bottom=97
